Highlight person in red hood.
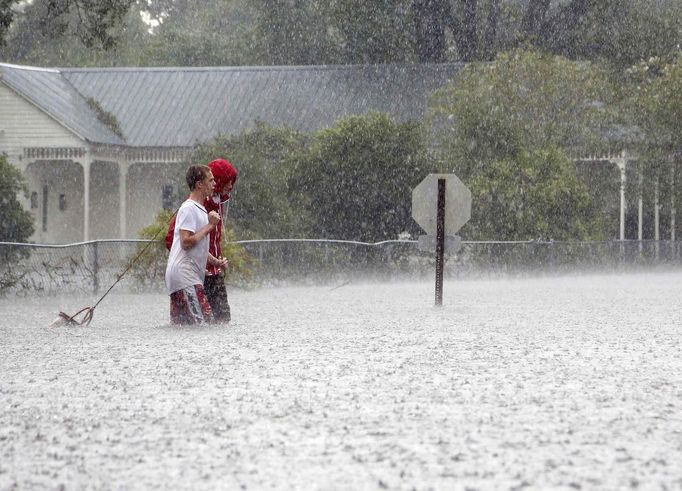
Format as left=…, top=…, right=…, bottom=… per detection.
left=166, top=158, right=238, bottom=323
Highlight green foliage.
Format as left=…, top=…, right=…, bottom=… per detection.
left=219, top=226, right=254, bottom=286
left=191, top=123, right=307, bottom=239
left=139, top=0, right=262, bottom=66
left=3, top=0, right=680, bottom=67
left=253, top=0, right=417, bottom=65
left=86, top=97, right=124, bottom=139
left=621, top=55, right=682, bottom=210
left=468, top=147, right=601, bottom=240
left=250, top=0, right=337, bottom=65
left=429, top=49, right=612, bottom=240
left=288, top=112, right=438, bottom=242
left=0, top=154, right=34, bottom=242
left=626, top=55, right=682, bottom=153
left=0, top=0, right=13, bottom=48
left=251, top=0, right=682, bottom=65
left=1, top=0, right=134, bottom=54
left=0, top=154, right=34, bottom=293
left=431, top=50, right=618, bottom=165
left=1, top=2, right=152, bottom=66
left=328, top=0, right=416, bottom=64
left=129, top=208, right=173, bottom=288
left=541, top=0, right=682, bottom=69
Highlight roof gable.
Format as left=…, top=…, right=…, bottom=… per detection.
left=0, top=63, right=125, bottom=146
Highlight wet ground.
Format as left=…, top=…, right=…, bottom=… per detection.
left=1, top=273, right=681, bottom=490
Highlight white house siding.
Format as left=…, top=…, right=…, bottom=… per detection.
left=25, top=160, right=84, bottom=244
left=0, top=83, right=84, bottom=160
left=126, top=161, right=186, bottom=238
left=0, top=82, right=91, bottom=243
left=90, top=161, right=122, bottom=240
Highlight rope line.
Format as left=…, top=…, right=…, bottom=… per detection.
left=57, top=208, right=179, bottom=326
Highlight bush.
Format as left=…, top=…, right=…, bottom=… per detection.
left=288, top=112, right=438, bottom=242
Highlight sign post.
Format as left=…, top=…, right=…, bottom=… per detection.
left=435, top=178, right=446, bottom=306
left=412, top=174, right=471, bottom=306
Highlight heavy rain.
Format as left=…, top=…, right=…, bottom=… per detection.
left=1, top=0, right=681, bottom=489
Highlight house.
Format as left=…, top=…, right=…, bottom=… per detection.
left=0, top=62, right=463, bottom=244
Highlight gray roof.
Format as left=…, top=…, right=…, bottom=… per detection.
left=0, top=63, right=124, bottom=145
left=1, top=62, right=463, bottom=148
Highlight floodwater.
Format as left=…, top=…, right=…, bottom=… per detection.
left=1, top=273, right=681, bottom=490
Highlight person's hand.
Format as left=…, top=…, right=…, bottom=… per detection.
left=208, top=210, right=220, bottom=226
left=211, top=256, right=228, bottom=272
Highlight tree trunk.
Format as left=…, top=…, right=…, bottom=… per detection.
left=482, top=0, right=500, bottom=60
left=554, top=0, right=591, bottom=32
left=521, top=0, right=550, bottom=40
left=653, top=175, right=660, bottom=258
left=460, top=0, right=478, bottom=61
left=671, top=157, right=676, bottom=241
left=413, top=0, right=448, bottom=62
left=539, top=0, right=591, bottom=47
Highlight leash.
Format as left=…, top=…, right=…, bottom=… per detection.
left=56, top=208, right=179, bottom=327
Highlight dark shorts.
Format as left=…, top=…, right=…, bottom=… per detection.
left=203, top=273, right=231, bottom=323
left=170, top=284, right=213, bottom=325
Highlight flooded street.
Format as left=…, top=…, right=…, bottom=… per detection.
left=1, top=273, right=681, bottom=489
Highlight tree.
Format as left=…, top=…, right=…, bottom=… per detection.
left=467, top=147, right=598, bottom=240
left=630, top=57, right=682, bottom=155
left=1, top=3, right=152, bottom=66
left=250, top=0, right=487, bottom=64
left=0, top=154, right=34, bottom=293
left=0, top=0, right=135, bottom=50
left=4, top=0, right=680, bottom=68
left=431, top=49, right=617, bottom=164
left=251, top=0, right=418, bottom=65
left=623, top=55, right=682, bottom=238
left=0, top=0, right=13, bottom=46
left=288, top=112, right=438, bottom=242
left=191, top=123, right=308, bottom=240
left=420, top=0, right=682, bottom=64
left=412, top=0, right=448, bottom=62
left=538, top=0, right=682, bottom=69
left=139, top=0, right=262, bottom=66
left=329, top=0, right=417, bottom=64
left=428, top=49, right=615, bottom=240
left=0, top=154, right=34, bottom=242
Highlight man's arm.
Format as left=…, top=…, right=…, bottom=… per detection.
left=179, top=211, right=220, bottom=250
left=208, top=253, right=229, bottom=269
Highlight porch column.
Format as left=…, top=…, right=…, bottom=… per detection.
left=654, top=177, right=660, bottom=259
left=638, top=163, right=643, bottom=241
left=118, top=159, right=130, bottom=238
left=613, top=152, right=627, bottom=241
left=670, top=158, right=676, bottom=242
left=81, top=154, right=93, bottom=241
left=10, top=158, right=30, bottom=211
left=654, top=178, right=660, bottom=241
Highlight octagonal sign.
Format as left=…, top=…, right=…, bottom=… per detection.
left=411, top=173, right=471, bottom=235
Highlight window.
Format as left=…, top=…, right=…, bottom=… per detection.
left=59, top=194, right=67, bottom=211
left=162, top=184, right=174, bottom=210
left=42, top=186, right=48, bottom=232
left=30, top=191, right=38, bottom=209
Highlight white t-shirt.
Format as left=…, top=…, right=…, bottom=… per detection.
left=165, top=199, right=210, bottom=294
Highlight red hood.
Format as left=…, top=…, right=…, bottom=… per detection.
left=208, top=158, right=237, bottom=202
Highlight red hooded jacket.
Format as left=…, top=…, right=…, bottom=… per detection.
left=165, top=159, right=238, bottom=276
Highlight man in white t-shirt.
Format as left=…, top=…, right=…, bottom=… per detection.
left=165, top=165, right=227, bottom=324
